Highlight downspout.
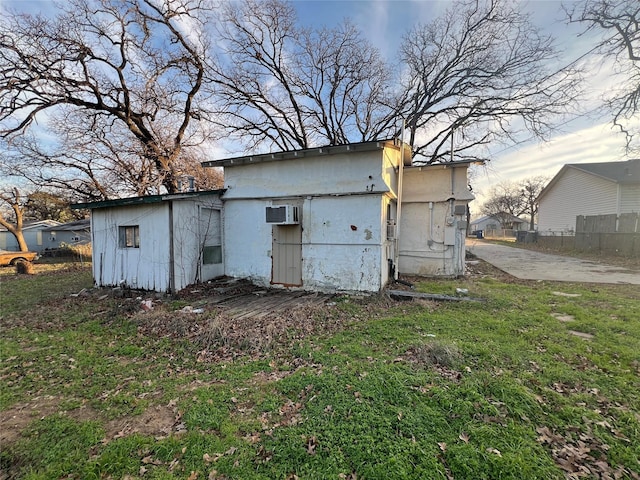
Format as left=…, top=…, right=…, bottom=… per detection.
left=168, top=200, right=176, bottom=294
left=394, top=123, right=406, bottom=281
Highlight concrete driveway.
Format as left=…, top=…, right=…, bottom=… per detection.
left=467, top=239, right=640, bottom=285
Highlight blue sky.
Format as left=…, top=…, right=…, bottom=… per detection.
left=2, top=0, right=635, bottom=204
left=292, top=0, right=635, bottom=202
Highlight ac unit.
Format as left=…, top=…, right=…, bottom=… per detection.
left=266, top=205, right=299, bottom=225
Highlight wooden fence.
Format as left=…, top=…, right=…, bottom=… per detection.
left=531, top=213, right=639, bottom=257
left=574, top=213, right=639, bottom=257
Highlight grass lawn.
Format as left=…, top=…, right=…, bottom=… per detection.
left=1, top=260, right=639, bottom=479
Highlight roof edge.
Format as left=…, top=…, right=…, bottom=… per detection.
left=201, top=139, right=409, bottom=168
left=71, top=189, right=226, bottom=210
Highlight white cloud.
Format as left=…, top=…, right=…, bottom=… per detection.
left=471, top=118, right=637, bottom=205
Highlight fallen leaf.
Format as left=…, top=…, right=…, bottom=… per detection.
left=438, top=442, right=447, bottom=452
left=187, top=472, right=198, bottom=480
left=306, top=435, right=317, bottom=455
left=486, top=448, right=502, bottom=457
left=458, top=432, right=469, bottom=444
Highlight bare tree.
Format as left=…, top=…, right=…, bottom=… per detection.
left=481, top=176, right=548, bottom=230
left=208, top=0, right=393, bottom=152
left=0, top=0, right=214, bottom=194
left=395, top=0, right=581, bottom=163
left=2, top=109, right=223, bottom=201
left=520, top=176, right=548, bottom=230
left=566, top=0, right=639, bottom=153
left=0, top=188, right=29, bottom=252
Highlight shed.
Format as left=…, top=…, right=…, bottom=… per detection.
left=537, top=159, right=640, bottom=233
left=73, top=191, right=225, bottom=292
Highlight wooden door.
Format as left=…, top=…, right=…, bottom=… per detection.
left=272, top=224, right=302, bottom=286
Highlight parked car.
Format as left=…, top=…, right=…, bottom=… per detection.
left=0, top=250, right=39, bottom=267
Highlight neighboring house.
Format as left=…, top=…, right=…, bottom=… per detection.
left=537, top=159, right=640, bottom=233
left=78, top=140, right=477, bottom=294
left=73, top=191, right=225, bottom=292
left=470, top=213, right=528, bottom=233
left=40, top=219, right=91, bottom=251
left=0, top=220, right=62, bottom=253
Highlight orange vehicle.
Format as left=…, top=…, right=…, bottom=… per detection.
left=0, top=250, right=39, bottom=267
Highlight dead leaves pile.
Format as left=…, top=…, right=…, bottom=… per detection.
left=536, top=423, right=639, bottom=479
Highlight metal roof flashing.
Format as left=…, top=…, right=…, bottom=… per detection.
left=71, top=189, right=226, bottom=210
left=201, top=139, right=412, bottom=168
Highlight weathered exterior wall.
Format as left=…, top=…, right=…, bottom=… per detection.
left=222, top=146, right=400, bottom=292
left=223, top=194, right=390, bottom=293
left=90, top=194, right=224, bottom=292
left=399, top=165, right=472, bottom=276
left=303, top=194, right=387, bottom=292
left=223, top=199, right=273, bottom=284
left=222, top=150, right=393, bottom=199
left=538, top=168, right=619, bottom=233
left=92, top=204, right=171, bottom=291
left=172, top=197, right=224, bottom=290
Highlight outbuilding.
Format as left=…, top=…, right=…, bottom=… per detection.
left=77, top=140, right=477, bottom=294
left=203, top=140, right=475, bottom=292
left=74, top=191, right=224, bottom=292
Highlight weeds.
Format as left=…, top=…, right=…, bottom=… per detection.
left=1, top=264, right=639, bottom=479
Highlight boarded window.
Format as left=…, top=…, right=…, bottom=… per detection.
left=203, top=245, right=222, bottom=264
left=119, top=225, right=140, bottom=248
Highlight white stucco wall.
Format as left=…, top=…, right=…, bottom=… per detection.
left=223, top=194, right=389, bottom=293
left=220, top=145, right=403, bottom=293
left=303, top=194, right=387, bottom=292
left=222, top=150, right=394, bottom=199
left=223, top=199, right=274, bottom=284
left=399, top=165, right=472, bottom=276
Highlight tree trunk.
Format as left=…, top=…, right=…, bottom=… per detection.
left=0, top=188, right=30, bottom=252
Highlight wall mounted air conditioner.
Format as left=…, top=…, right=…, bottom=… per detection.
left=266, top=205, right=299, bottom=225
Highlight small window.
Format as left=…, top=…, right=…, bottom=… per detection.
left=203, top=245, right=222, bottom=264
left=119, top=225, right=140, bottom=248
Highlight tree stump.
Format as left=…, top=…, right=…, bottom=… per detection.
left=15, top=260, right=34, bottom=275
